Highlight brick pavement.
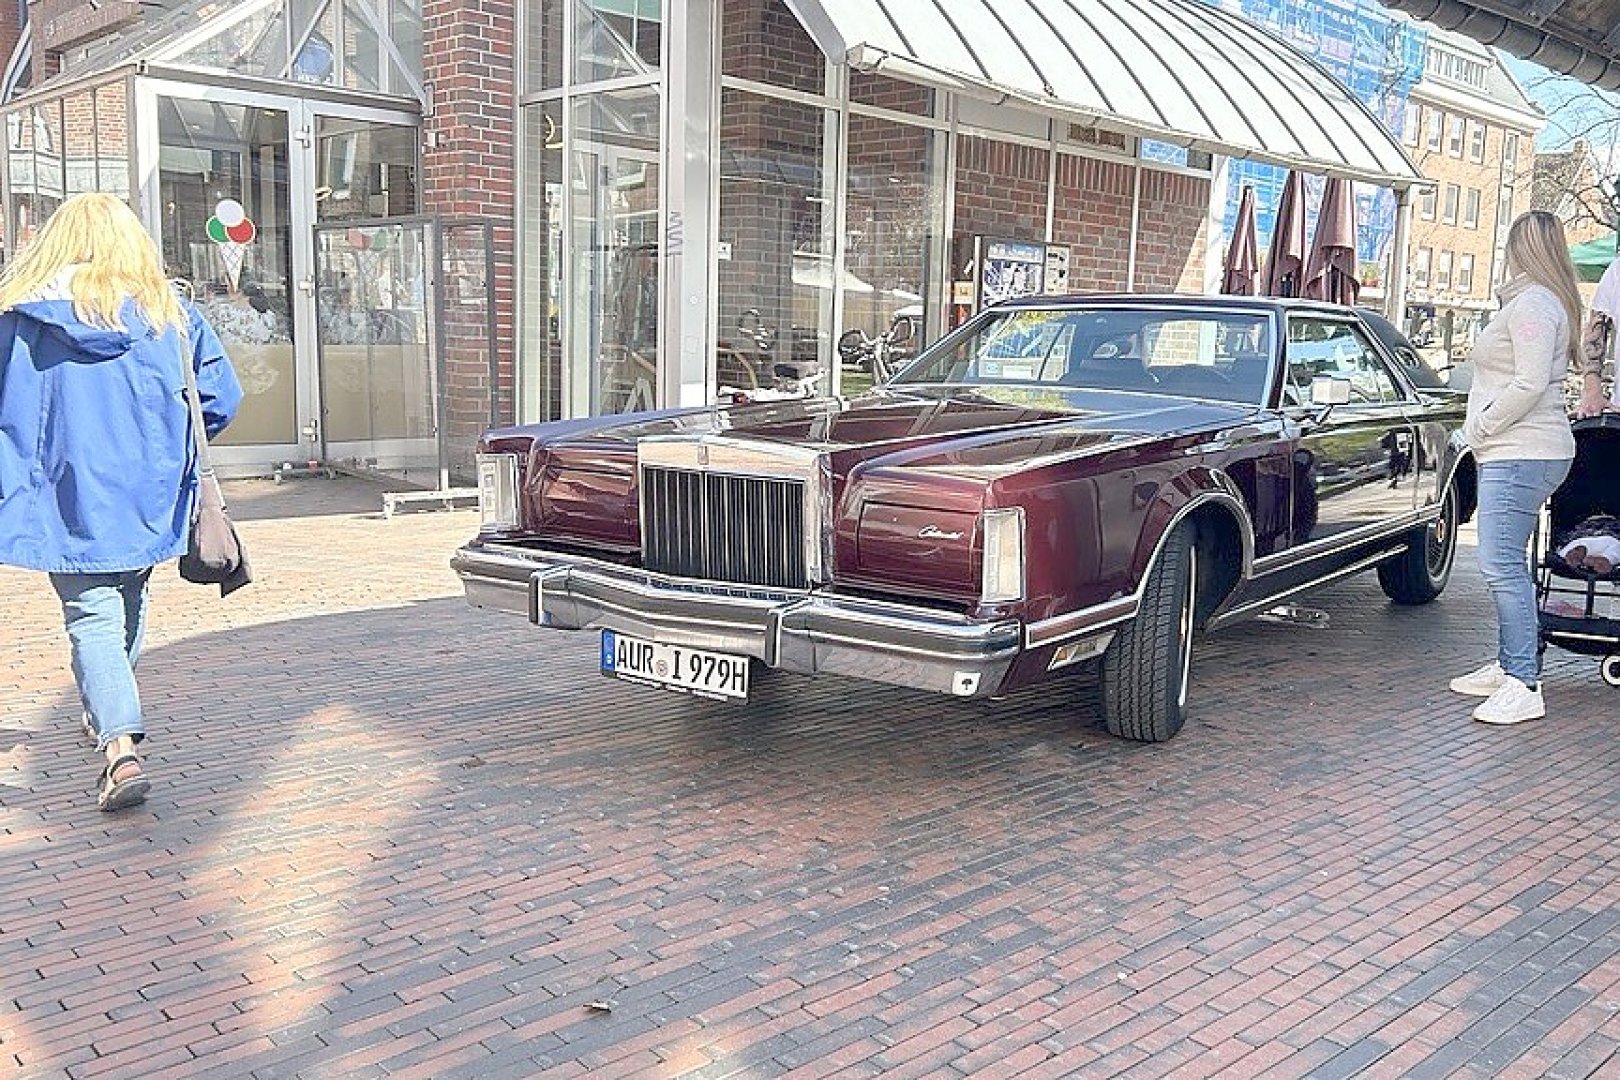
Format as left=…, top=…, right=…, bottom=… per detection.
left=3, top=475, right=1620, bottom=1079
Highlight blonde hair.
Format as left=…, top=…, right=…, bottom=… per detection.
left=0, top=192, right=184, bottom=334
left=1505, top=210, right=1583, bottom=366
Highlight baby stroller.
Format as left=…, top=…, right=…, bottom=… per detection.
left=1535, top=414, right=1620, bottom=686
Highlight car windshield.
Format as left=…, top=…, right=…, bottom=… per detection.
left=892, top=306, right=1275, bottom=407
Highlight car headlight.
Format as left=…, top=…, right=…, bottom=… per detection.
left=980, top=507, right=1025, bottom=602
left=477, top=453, right=520, bottom=531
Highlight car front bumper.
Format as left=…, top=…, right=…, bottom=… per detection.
left=452, top=543, right=1023, bottom=699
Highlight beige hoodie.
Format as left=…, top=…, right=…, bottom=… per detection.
left=1463, top=278, right=1577, bottom=463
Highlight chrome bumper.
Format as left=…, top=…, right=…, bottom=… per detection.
left=451, top=543, right=1023, bottom=698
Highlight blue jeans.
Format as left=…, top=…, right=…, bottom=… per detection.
left=49, top=569, right=152, bottom=750
left=1477, top=458, right=1572, bottom=686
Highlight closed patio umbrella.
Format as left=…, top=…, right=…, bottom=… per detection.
left=1222, top=185, right=1260, bottom=296
left=1303, top=176, right=1361, bottom=306
left=1263, top=170, right=1307, bottom=298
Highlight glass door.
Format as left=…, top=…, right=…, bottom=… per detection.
left=143, top=81, right=313, bottom=468
left=138, top=80, right=421, bottom=473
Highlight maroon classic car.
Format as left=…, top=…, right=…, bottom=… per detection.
left=454, top=296, right=1473, bottom=742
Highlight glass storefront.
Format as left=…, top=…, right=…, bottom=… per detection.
left=568, top=85, right=663, bottom=414
left=507, top=0, right=1215, bottom=424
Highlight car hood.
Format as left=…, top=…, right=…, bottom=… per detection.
left=697, top=388, right=1256, bottom=476
left=490, top=387, right=1260, bottom=481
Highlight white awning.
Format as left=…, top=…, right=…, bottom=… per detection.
left=787, top=0, right=1424, bottom=188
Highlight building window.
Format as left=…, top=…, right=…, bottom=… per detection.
left=1419, top=187, right=1437, bottom=220
left=1414, top=247, right=1432, bottom=287
left=1504, top=132, right=1520, bottom=172
left=1403, top=101, right=1422, bottom=147
left=1464, top=188, right=1481, bottom=229
left=1447, top=116, right=1465, bottom=157
left=1468, top=120, right=1486, bottom=162
left=1426, top=109, right=1443, bottom=152
left=1457, top=253, right=1475, bottom=292
left=1436, top=250, right=1453, bottom=290
left=1442, top=184, right=1459, bottom=224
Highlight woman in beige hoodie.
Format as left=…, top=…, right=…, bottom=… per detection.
left=1449, top=211, right=1578, bottom=725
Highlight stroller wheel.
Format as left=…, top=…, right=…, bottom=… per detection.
left=1602, top=656, right=1620, bottom=689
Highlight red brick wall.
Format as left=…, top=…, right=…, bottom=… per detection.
left=953, top=134, right=1049, bottom=246
left=1052, top=154, right=1133, bottom=293
left=1134, top=168, right=1209, bottom=293
left=423, top=0, right=516, bottom=474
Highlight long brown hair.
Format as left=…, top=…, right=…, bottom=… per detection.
left=1504, top=210, right=1583, bottom=367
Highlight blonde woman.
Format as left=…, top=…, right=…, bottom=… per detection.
left=0, top=193, right=242, bottom=810
left=1449, top=210, right=1578, bottom=725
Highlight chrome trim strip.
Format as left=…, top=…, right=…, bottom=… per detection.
left=1543, top=630, right=1620, bottom=644
left=1207, top=546, right=1405, bottom=629
left=1251, top=508, right=1433, bottom=576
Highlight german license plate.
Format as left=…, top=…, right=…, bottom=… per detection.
left=599, top=630, right=750, bottom=701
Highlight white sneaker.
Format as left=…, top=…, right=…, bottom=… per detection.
left=1473, top=679, right=1545, bottom=725
left=1450, top=662, right=1509, bottom=697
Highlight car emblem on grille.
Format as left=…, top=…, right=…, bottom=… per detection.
left=918, top=524, right=964, bottom=541
left=697, top=444, right=710, bottom=467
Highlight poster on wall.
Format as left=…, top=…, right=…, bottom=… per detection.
left=980, top=240, right=1047, bottom=307
left=1044, top=245, right=1070, bottom=295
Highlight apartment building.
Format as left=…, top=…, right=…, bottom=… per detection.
left=1398, top=27, right=1542, bottom=354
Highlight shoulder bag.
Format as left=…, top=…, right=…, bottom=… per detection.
left=177, top=351, right=252, bottom=597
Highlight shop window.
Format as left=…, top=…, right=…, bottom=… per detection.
left=716, top=87, right=837, bottom=400
left=841, top=112, right=946, bottom=393
left=575, top=0, right=662, bottom=83
left=519, top=106, right=564, bottom=421
left=1463, top=188, right=1480, bottom=229
left=522, top=0, right=564, bottom=93
left=315, top=119, right=419, bottom=220
left=721, top=0, right=826, bottom=95
left=567, top=86, right=663, bottom=415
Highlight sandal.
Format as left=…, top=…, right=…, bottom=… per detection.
left=97, top=754, right=150, bottom=812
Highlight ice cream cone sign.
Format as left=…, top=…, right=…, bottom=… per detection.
left=206, top=199, right=257, bottom=293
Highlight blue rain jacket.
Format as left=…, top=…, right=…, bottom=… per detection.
left=0, top=298, right=243, bottom=574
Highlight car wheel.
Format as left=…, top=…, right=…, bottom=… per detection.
left=1377, top=482, right=1458, bottom=605
left=1100, top=526, right=1197, bottom=743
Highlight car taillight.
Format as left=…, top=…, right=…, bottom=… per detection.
left=477, top=453, right=520, bottom=532
left=980, top=507, right=1025, bottom=603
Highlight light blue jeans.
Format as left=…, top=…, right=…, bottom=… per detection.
left=49, top=569, right=152, bottom=750
left=1477, top=458, right=1572, bottom=686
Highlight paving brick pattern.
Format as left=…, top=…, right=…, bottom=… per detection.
left=4, top=477, right=1620, bottom=1078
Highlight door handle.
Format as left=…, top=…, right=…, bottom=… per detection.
left=298, top=278, right=315, bottom=294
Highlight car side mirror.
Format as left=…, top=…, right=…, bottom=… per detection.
left=1310, top=376, right=1352, bottom=419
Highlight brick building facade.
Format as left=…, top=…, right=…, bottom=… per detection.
left=1396, top=26, right=1541, bottom=353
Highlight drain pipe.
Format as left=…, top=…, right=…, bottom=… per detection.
left=1380, top=0, right=1620, bottom=91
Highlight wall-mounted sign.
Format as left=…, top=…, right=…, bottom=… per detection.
left=30, top=0, right=141, bottom=51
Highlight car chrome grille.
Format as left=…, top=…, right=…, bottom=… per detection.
left=641, top=467, right=808, bottom=588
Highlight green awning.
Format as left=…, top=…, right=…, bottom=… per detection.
left=1571, top=233, right=1620, bottom=284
